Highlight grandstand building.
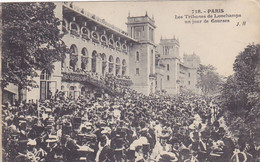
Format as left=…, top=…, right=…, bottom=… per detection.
left=3, top=2, right=201, bottom=103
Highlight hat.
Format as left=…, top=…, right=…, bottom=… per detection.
left=180, top=148, right=190, bottom=155
left=158, top=151, right=178, bottom=162
left=27, top=139, right=37, bottom=146
left=45, top=108, right=52, bottom=112
left=86, top=126, right=92, bottom=130
left=85, top=122, right=92, bottom=126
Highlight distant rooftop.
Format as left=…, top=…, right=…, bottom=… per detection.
left=159, top=37, right=179, bottom=45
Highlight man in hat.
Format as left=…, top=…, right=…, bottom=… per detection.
left=95, top=134, right=114, bottom=162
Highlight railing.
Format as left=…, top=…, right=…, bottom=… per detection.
left=101, top=41, right=108, bottom=47
left=71, top=30, right=80, bottom=37
left=92, top=38, right=100, bottom=44
left=109, top=44, right=115, bottom=49
left=65, top=31, right=128, bottom=54
left=82, top=34, right=90, bottom=40
left=115, top=77, right=133, bottom=86
left=116, top=47, right=121, bottom=52
left=61, top=71, right=132, bottom=96
left=63, top=2, right=129, bottom=37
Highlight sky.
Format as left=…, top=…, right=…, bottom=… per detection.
left=74, top=0, right=260, bottom=76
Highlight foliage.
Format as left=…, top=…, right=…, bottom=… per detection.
left=221, top=44, right=260, bottom=144
left=197, top=64, right=222, bottom=95
left=2, top=3, right=67, bottom=90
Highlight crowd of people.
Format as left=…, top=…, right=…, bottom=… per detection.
left=2, top=87, right=260, bottom=162
left=62, top=67, right=132, bottom=95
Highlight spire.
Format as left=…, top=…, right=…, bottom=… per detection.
left=128, top=11, right=130, bottom=17
left=145, top=11, right=148, bottom=17
left=152, top=14, right=154, bottom=20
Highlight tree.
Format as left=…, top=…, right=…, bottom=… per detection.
left=221, top=44, right=260, bottom=145
left=2, top=3, right=68, bottom=101
left=196, top=64, right=222, bottom=95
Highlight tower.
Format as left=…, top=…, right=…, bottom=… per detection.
left=183, top=53, right=201, bottom=93
left=157, top=37, right=180, bottom=95
left=126, top=12, right=157, bottom=95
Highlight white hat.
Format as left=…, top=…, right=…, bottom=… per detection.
left=27, top=139, right=37, bottom=146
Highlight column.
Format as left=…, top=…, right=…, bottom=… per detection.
left=77, top=55, right=81, bottom=70
left=65, top=54, right=70, bottom=69
left=96, top=55, right=102, bottom=75
left=118, top=66, right=122, bottom=77
left=113, top=63, right=116, bottom=76
left=104, top=61, right=108, bottom=75
left=87, top=56, right=92, bottom=71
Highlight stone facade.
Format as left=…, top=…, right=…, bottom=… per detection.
left=14, top=2, right=201, bottom=102
left=155, top=38, right=200, bottom=95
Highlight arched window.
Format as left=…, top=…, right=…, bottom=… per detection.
left=70, top=22, right=80, bottom=37
left=71, top=23, right=78, bottom=31
left=116, top=41, right=121, bottom=51
left=81, top=27, right=90, bottom=40
left=70, top=45, right=77, bottom=54
left=101, top=53, right=107, bottom=75
left=81, top=48, right=88, bottom=70
left=116, top=41, right=121, bottom=47
left=81, top=27, right=89, bottom=35
left=122, top=59, right=126, bottom=76
left=136, top=51, right=140, bottom=61
left=122, top=44, right=127, bottom=51
left=70, top=45, right=78, bottom=71
left=91, top=31, right=99, bottom=43
left=101, top=35, right=107, bottom=42
left=116, top=57, right=121, bottom=76
left=109, top=38, right=115, bottom=48
left=108, top=55, right=114, bottom=74
left=92, top=51, right=97, bottom=72
left=81, top=48, right=88, bottom=56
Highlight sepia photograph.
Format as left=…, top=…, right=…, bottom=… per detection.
left=1, top=0, right=260, bottom=161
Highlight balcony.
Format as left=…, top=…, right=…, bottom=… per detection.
left=61, top=71, right=132, bottom=96
left=109, top=44, right=115, bottom=49
left=116, top=77, right=133, bottom=86
left=82, top=34, right=90, bottom=41
left=92, top=38, right=100, bottom=44
left=70, top=30, right=80, bottom=37
left=101, top=41, right=108, bottom=47
left=116, top=47, right=121, bottom=52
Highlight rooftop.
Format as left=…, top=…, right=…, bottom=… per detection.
left=159, top=37, right=179, bottom=45
left=63, top=2, right=137, bottom=42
